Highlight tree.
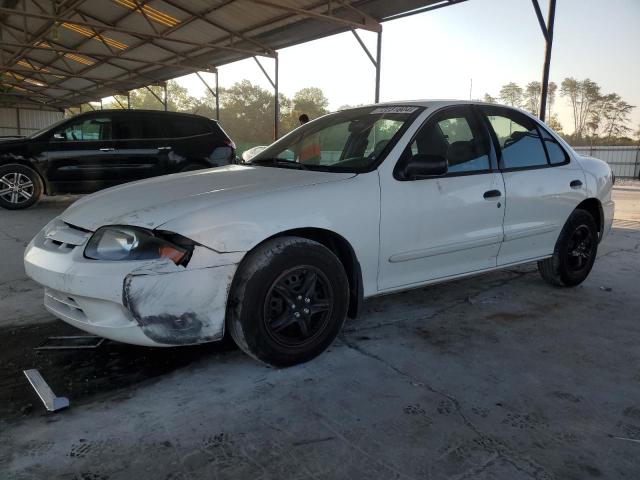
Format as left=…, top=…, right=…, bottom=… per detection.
left=483, top=93, right=496, bottom=103
left=104, top=80, right=200, bottom=112
left=601, top=95, right=634, bottom=140
left=280, top=87, right=330, bottom=133
left=560, top=77, right=601, bottom=139
left=547, top=81, right=557, bottom=119
left=292, top=87, right=329, bottom=118
left=499, top=82, right=523, bottom=107
left=217, top=80, right=279, bottom=145
left=523, top=81, right=541, bottom=115
left=547, top=114, right=563, bottom=133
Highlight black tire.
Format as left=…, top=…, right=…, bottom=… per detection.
left=0, top=163, right=43, bottom=210
left=537, top=209, right=598, bottom=287
left=227, top=236, right=349, bottom=367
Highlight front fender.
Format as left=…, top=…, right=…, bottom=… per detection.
left=159, top=172, right=381, bottom=296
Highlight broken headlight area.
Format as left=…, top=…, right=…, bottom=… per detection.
left=84, top=226, right=193, bottom=265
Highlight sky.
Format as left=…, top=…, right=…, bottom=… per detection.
left=173, top=0, right=640, bottom=135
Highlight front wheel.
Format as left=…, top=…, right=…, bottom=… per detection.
left=0, top=164, right=43, bottom=210
left=227, top=236, right=349, bottom=367
left=538, top=209, right=599, bottom=287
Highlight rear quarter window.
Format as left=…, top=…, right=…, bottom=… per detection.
left=166, top=117, right=213, bottom=138
left=540, top=129, right=569, bottom=165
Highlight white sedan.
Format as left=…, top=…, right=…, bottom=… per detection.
left=24, top=101, right=614, bottom=366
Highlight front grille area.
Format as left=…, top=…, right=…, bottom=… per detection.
left=44, top=288, right=87, bottom=323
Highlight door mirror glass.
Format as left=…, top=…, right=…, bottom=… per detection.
left=404, top=154, right=448, bottom=179
left=52, top=132, right=67, bottom=141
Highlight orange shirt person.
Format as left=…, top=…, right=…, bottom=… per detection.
left=296, top=114, right=321, bottom=164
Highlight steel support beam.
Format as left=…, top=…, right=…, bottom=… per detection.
left=215, top=71, right=219, bottom=120
left=533, top=0, right=556, bottom=122
left=163, top=82, right=168, bottom=111
left=144, top=85, right=165, bottom=109
left=253, top=55, right=279, bottom=140
left=112, top=95, right=126, bottom=109
left=375, top=30, right=382, bottom=103
left=195, top=71, right=220, bottom=120
left=351, top=27, right=382, bottom=103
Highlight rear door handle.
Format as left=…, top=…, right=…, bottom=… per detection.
left=99, top=147, right=114, bottom=152
left=483, top=189, right=502, bottom=199
left=157, top=146, right=172, bottom=151
left=570, top=179, right=583, bottom=188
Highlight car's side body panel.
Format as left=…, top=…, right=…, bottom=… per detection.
left=497, top=162, right=587, bottom=265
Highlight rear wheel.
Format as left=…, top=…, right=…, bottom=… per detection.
left=227, top=236, right=349, bottom=367
left=538, top=209, right=598, bottom=287
left=0, top=164, right=43, bottom=210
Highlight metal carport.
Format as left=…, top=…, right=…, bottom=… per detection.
left=0, top=0, right=557, bottom=139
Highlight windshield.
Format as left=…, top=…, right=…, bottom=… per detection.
left=251, top=106, right=422, bottom=172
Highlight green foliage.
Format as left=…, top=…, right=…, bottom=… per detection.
left=499, top=82, right=523, bottom=107
left=523, top=81, right=541, bottom=115
left=483, top=93, right=497, bottom=103
left=485, top=78, right=635, bottom=144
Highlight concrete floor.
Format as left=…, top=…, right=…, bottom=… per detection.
left=1, top=186, right=639, bottom=479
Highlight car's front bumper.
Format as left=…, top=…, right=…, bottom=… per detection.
left=24, top=219, right=241, bottom=347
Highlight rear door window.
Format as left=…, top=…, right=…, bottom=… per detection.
left=58, top=117, right=112, bottom=141
left=113, top=116, right=144, bottom=140
left=483, top=108, right=548, bottom=169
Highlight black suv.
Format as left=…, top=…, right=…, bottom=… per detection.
left=0, top=110, right=235, bottom=209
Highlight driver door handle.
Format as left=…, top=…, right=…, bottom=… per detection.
left=99, top=147, right=114, bottom=152
left=157, top=146, right=172, bottom=151
left=483, top=189, right=502, bottom=199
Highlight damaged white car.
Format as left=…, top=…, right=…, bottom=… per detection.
left=24, top=101, right=614, bottom=366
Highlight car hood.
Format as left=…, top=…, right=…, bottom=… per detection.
left=61, top=165, right=355, bottom=231
left=0, top=137, right=27, bottom=148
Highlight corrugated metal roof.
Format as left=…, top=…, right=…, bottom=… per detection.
left=0, top=0, right=459, bottom=109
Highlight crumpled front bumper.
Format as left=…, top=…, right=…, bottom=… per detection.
left=24, top=219, right=242, bottom=347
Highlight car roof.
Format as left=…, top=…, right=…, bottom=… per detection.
left=346, top=99, right=541, bottom=122
left=71, top=109, right=216, bottom=121
left=357, top=99, right=507, bottom=109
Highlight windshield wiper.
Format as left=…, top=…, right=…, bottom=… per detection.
left=250, top=157, right=308, bottom=170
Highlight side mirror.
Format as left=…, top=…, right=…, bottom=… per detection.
left=52, top=132, right=66, bottom=141
left=403, top=154, right=448, bottom=179
left=242, top=145, right=267, bottom=162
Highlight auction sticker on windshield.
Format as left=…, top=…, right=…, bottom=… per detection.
left=370, top=106, right=419, bottom=114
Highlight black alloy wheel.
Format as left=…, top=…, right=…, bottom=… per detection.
left=263, top=266, right=334, bottom=348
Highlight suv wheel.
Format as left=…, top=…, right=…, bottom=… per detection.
left=227, top=236, right=349, bottom=367
left=538, top=209, right=599, bottom=287
left=0, top=164, right=43, bottom=210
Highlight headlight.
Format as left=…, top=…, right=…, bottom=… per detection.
left=84, top=226, right=190, bottom=264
